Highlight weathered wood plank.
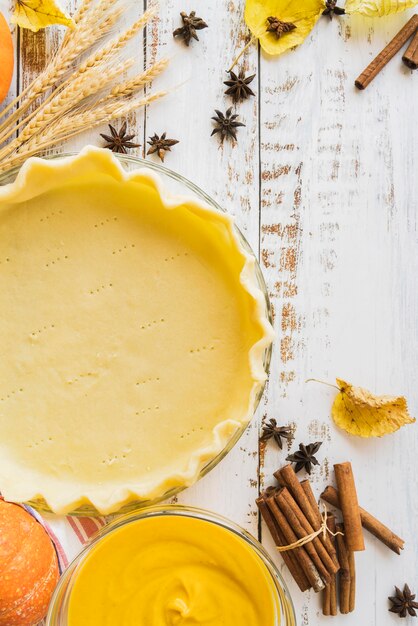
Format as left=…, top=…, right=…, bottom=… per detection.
left=259, top=11, right=418, bottom=624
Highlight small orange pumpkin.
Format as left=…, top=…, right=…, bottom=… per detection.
left=0, top=499, right=59, bottom=626
left=0, top=11, right=14, bottom=105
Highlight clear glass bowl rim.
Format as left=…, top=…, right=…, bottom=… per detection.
left=0, top=152, right=273, bottom=515
left=46, top=504, right=296, bottom=626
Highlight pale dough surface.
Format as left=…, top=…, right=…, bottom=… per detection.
left=0, top=148, right=272, bottom=513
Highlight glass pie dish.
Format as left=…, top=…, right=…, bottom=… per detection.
left=0, top=151, right=273, bottom=516
left=46, top=505, right=296, bottom=626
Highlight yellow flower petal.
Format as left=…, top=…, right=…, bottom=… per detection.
left=245, top=0, right=325, bottom=56
left=12, top=0, right=74, bottom=32
left=345, top=0, right=418, bottom=16
left=332, top=378, right=416, bottom=438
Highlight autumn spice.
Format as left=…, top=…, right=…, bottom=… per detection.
left=281, top=489, right=338, bottom=576
left=266, top=16, right=296, bottom=39
left=334, top=462, right=365, bottom=551
left=322, top=514, right=338, bottom=616
left=300, top=479, right=340, bottom=569
left=275, top=489, right=331, bottom=585
left=402, top=29, right=418, bottom=70
left=276, top=466, right=339, bottom=568
left=211, top=108, right=245, bottom=143
left=348, top=549, right=356, bottom=612
left=388, top=584, right=418, bottom=618
left=355, top=14, right=418, bottom=89
left=147, top=133, right=179, bottom=162
left=321, top=485, right=405, bottom=554
left=265, top=492, right=325, bottom=592
left=286, top=442, right=322, bottom=474
left=223, top=69, right=256, bottom=102
left=276, top=465, right=318, bottom=525
left=256, top=494, right=311, bottom=592
left=100, top=122, right=140, bottom=154
left=172, top=11, right=208, bottom=46
left=260, top=419, right=293, bottom=449
left=322, top=0, right=345, bottom=20
left=336, top=523, right=352, bottom=614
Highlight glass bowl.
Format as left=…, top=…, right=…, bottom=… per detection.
left=46, top=504, right=295, bottom=626
left=0, top=153, right=273, bottom=516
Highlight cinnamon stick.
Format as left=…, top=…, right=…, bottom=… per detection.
left=280, top=488, right=339, bottom=575
left=256, top=495, right=311, bottom=592
left=300, top=479, right=340, bottom=569
left=402, top=29, right=418, bottom=70
left=334, top=463, right=365, bottom=551
left=322, top=514, right=338, bottom=617
left=328, top=515, right=338, bottom=616
left=266, top=493, right=325, bottom=592
left=323, top=585, right=331, bottom=616
left=355, top=14, right=418, bottom=89
left=300, top=478, right=323, bottom=526
left=336, top=523, right=351, bottom=614
left=348, top=550, right=356, bottom=612
left=276, top=465, right=339, bottom=568
left=275, top=489, right=331, bottom=585
left=321, top=485, right=404, bottom=554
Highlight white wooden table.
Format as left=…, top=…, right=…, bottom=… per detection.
left=2, top=0, right=418, bottom=623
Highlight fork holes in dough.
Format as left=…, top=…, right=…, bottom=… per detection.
left=189, top=345, right=215, bottom=354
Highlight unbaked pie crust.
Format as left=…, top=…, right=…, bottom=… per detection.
left=0, top=147, right=273, bottom=514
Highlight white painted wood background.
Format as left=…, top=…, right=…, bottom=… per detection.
left=1, top=0, right=418, bottom=623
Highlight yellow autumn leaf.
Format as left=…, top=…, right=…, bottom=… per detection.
left=12, top=0, right=74, bottom=32
left=345, top=0, right=418, bottom=16
left=332, top=378, right=416, bottom=437
left=245, top=0, right=325, bottom=56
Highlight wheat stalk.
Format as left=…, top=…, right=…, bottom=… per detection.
left=0, top=0, right=125, bottom=128
left=103, top=58, right=169, bottom=101
left=0, top=7, right=156, bottom=145
left=0, top=60, right=134, bottom=161
left=75, top=6, right=156, bottom=78
left=29, top=1, right=124, bottom=98
left=0, top=0, right=166, bottom=172
left=0, top=91, right=166, bottom=173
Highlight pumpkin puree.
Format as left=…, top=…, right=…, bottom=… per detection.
left=68, top=514, right=278, bottom=626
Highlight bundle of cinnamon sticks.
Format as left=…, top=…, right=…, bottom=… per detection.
left=257, top=461, right=405, bottom=617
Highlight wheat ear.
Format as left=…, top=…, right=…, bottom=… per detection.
left=0, top=0, right=123, bottom=128
left=0, top=91, right=167, bottom=173
left=61, top=0, right=90, bottom=48
left=0, top=60, right=135, bottom=162
left=0, top=4, right=156, bottom=146
left=69, top=6, right=156, bottom=82
left=104, top=58, right=169, bottom=101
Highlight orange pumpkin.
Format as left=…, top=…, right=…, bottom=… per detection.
left=0, top=499, right=59, bottom=626
left=0, top=11, right=14, bottom=105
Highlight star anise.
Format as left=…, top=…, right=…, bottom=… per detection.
left=286, top=442, right=322, bottom=474
left=146, top=133, right=179, bottom=162
left=173, top=11, right=208, bottom=46
left=389, top=585, right=418, bottom=618
left=224, top=69, right=256, bottom=103
left=260, top=419, right=293, bottom=449
left=100, top=122, right=140, bottom=154
left=266, top=16, right=297, bottom=39
left=322, top=0, right=346, bottom=19
left=211, top=108, right=245, bottom=143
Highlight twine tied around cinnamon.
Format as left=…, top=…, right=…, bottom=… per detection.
left=276, top=504, right=344, bottom=553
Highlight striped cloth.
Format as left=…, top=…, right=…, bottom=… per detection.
left=25, top=506, right=108, bottom=570
left=23, top=506, right=107, bottom=624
